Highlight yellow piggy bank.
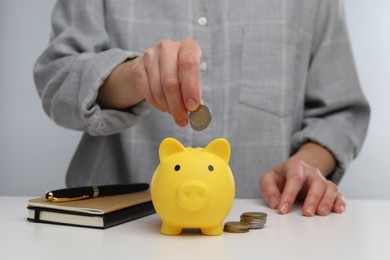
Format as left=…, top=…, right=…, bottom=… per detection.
left=151, top=138, right=235, bottom=236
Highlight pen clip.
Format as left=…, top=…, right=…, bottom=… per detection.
left=46, top=192, right=91, bottom=203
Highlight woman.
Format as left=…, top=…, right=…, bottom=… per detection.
left=34, top=0, right=370, bottom=216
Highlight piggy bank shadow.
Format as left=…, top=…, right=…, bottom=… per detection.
left=146, top=218, right=219, bottom=236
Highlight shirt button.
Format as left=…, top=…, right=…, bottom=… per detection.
left=200, top=62, right=208, bottom=71
left=198, top=16, right=208, bottom=26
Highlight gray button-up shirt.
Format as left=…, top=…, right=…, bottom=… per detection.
left=34, top=0, right=370, bottom=198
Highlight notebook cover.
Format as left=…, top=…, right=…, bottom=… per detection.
left=27, top=190, right=155, bottom=229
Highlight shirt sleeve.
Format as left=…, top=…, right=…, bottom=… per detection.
left=33, top=0, right=150, bottom=136
left=291, top=0, right=370, bottom=184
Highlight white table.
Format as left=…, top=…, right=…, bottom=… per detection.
left=1, top=197, right=389, bottom=260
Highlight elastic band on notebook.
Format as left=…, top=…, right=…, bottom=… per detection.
left=34, top=208, right=41, bottom=221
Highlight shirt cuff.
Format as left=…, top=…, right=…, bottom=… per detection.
left=77, top=48, right=150, bottom=136
left=291, top=118, right=357, bottom=184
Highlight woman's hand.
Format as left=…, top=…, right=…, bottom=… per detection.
left=260, top=142, right=346, bottom=216
left=132, top=38, right=202, bottom=127
left=98, top=38, right=202, bottom=128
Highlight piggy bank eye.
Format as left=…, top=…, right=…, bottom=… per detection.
left=174, top=165, right=181, bottom=171
left=208, top=165, right=214, bottom=172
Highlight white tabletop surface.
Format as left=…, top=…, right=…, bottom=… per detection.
left=1, top=197, right=389, bottom=260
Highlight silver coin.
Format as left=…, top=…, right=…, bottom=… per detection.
left=189, top=104, right=212, bottom=131
left=241, top=212, right=268, bottom=219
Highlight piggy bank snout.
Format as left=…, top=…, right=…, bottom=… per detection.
left=176, top=181, right=210, bottom=211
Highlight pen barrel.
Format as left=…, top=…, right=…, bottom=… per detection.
left=45, top=183, right=150, bottom=202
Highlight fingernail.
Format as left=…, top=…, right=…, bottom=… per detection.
left=176, top=119, right=188, bottom=127
left=268, top=196, right=278, bottom=209
left=186, top=98, right=198, bottom=111
left=320, top=205, right=330, bottom=215
left=306, top=204, right=315, bottom=216
left=280, top=202, right=290, bottom=214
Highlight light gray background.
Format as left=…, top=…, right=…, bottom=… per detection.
left=1, top=0, right=389, bottom=197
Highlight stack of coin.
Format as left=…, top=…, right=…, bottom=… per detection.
left=224, top=211, right=268, bottom=233
left=239, top=212, right=267, bottom=229
left=223, top=221, right=250, bottom=233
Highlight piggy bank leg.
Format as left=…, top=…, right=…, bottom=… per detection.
left=161, top=222, right=182, bottom=235
left=201, top=224, right=223, bottom=236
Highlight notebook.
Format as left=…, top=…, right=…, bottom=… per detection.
left=27, top=190, right=155, bottom=229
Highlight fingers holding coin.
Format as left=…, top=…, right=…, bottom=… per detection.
left=136, top=38, right=204, bottom=128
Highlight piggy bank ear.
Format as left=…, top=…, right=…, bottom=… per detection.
left=159, top=138, right=186, bottom=162
left=204, top=138, right=230, bottom=163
